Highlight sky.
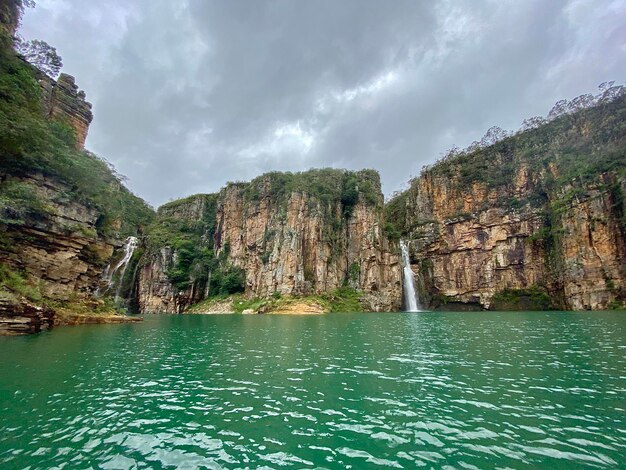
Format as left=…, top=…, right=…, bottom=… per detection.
left=20, top=0, right=626, bottom=207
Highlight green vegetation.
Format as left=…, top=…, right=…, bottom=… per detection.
left=383, top=191, right=408, bottom=240
left=144, top=194, right=244, bottom=297
left=385, top=88, right=626, bottom=238
left=427, top=88, right=626, bottom=193
left=0, top=31, right=154, bottom=238
left=321, top=287, right=365, bottom=312
left=0, top=262, right=43, bottom=303
left=239, top=168, right=381, bottom=214
left=188, top=294, right=266, bottom=314
left=490, top=286, right=557, bottom=311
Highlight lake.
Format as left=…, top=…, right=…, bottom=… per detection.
left=1, top=311, right=625, bottom=468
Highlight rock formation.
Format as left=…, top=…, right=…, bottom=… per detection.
left=38, top=73, right=93, bottom=149
left=138, top=171, right=402, bottom=313
left=0, top=17, right=154, bottom=333
left=390, top=95, right=626, bottom=310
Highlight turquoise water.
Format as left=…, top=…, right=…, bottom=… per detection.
left=1, top=311, right=625, bottom=468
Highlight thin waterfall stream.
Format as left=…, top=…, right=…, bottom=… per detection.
left=98, top=236, right=139, bottom=298
left=400, top=240, right=421, bottom=312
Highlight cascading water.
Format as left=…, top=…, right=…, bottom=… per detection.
left=400, top=240, right=421, bottom=312
left=113, top=236, right=139, bottom=300
left=98, top=236, right=139, bottom=298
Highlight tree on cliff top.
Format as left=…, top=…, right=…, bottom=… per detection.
left=15, top=37, right=62, bottom=77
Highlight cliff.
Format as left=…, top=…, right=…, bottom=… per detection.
left=138, top=170, right=402, bottom=313
left=0, top=21, right=154, bottom=334
left=137, top=194, right=218, bottom=313
left=388, top=94, right=626, bottom=311
left=38, top=72, right=93, bottom=149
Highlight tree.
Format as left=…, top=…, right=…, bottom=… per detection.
left=547, top=99, right=568, bottom=120
left=15, top=37, right=62, bottom=77
left=597, top=81, right=625, bottom=103
left=521, top=116, right=547, bottom=131
left=567, top=93, right=595, bottom=113
left=480, top=126, right=509, bottom=147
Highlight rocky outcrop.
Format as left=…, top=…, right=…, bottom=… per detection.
left=215, top=174, right=400, bottom=309
left=0, top=173, right=115, bottom=299
left=137, top=246, right=180, bottom=313
left=137, top=194, right=215, bottom=313
left=138, top=171, right=402, bottom=313
left=394, top=96, right=626, bottom=311
left=401, top=168, right=549, bottom=309
left=556, top=175, right=626, bottom=310
left=0, top=297, right=54, bottom=335
left=0, top=1, right=20, bottom=37
left=38, top=73, right=93, bottom=149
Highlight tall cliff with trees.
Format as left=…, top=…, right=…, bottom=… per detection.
left=386, top=85, right=626, bottom=311
left=137, top=170, right=402, bottom=313
left=0, top=0, right=154, bottom=334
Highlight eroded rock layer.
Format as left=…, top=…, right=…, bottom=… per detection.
left=390, top=95, right=626, bottom=310
left=215, top=173, right=401, bottom=309
left=138, top=171, right=402, bottom=313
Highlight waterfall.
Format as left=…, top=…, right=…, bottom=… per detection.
left=98, top=236, right=139, bottom=298
left=113, top=236, right=139, bottom=301
left=400, top=240, right=421, bottom=312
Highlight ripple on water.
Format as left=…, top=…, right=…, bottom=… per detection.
left=0, top=311, right=625, bottom=468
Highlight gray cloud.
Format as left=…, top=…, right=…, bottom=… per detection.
left=20, top=0, right=626, bottom=206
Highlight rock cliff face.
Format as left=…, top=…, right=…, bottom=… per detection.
left=137, top=194, right=217, bottom=313
left=400, top=169, right=548, bottom=309
left=0, top=24, right=154, bottom=333
left=556, top=175, right=626, bottom=310
left=391, top=95, right=626, bottom=311
left=0, top=173, right=115, bottom=298
left=215, top=173, right=400, bottom=309
left=38, top=73, right=93, bottom=149
left=138, top=171, right=402, bottom=313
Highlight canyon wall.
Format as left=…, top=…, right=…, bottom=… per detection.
left=137, top=194, right=216, bottom=313
left=215, top=172, right=401, bottom=310
left=138, top=170, right=402, bottom=313
left=391, top=95, right=626, bottom=311
left=0, top=22, right=154, bottom=333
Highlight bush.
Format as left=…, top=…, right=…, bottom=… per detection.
left=490, top=286, right=557, bottom=311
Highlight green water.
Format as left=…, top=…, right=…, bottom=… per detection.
left=0, top=311, right=625, bottom=469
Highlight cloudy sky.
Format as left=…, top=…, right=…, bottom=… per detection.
left=21, top=0, right=626, bottom=207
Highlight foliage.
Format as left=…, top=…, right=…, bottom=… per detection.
left=240, top=168, right=381, bottom=215
left=0, top=32, right=154, bottom=238
left=383, top=190, right=409, bottom=238
left=0, top=262, right=43, bottom=302
left=346, top=262, right=360, bottom=285
left=386, top=84, right=626, bottom=238
left=15, top=38, right=62, bottom=77
left=321, top=287, right=364, bottom=312
left=0, top=0, right=35, bottom=32
left=0, top=179, right=53, bottom=225
left=191, top=287, right=365, bottom=314
left=144, top=194, right=244, bottom=296
left=490, top=286, right=557, bottom=311
left=425, top=83, right=626, bottom=192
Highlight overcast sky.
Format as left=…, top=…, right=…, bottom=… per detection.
left=20, top=0, right=626, bottom=207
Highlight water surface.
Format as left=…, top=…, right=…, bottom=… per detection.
left=1, top=311, right=625, bottom=468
